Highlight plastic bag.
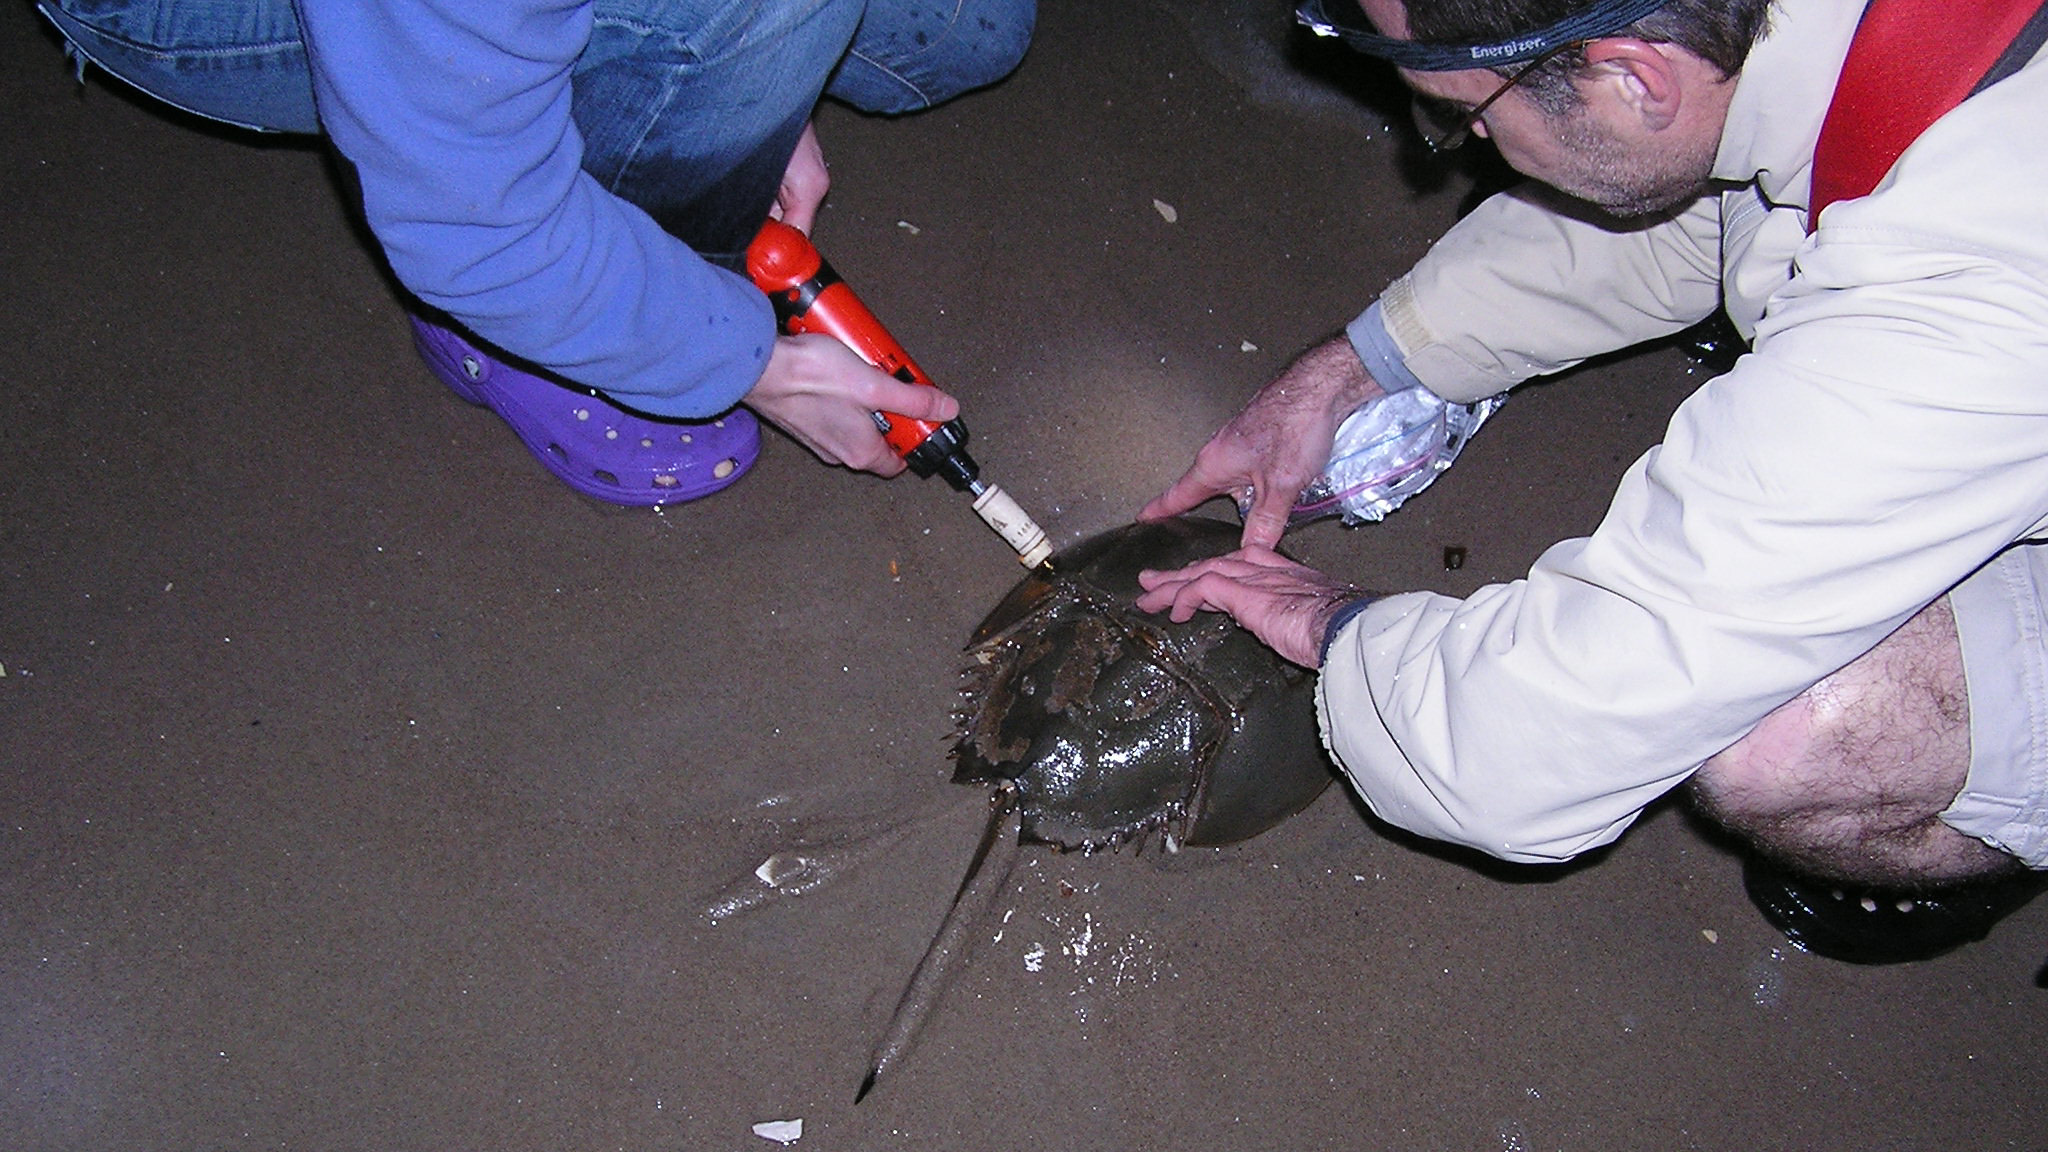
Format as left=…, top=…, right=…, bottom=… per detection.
left=1288, top=387, right=1503, bottom=525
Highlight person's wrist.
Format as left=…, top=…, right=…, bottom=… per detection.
left=1344, top=300, right=1426, bottom=398
left=1306, top=334, right=1383, bottom=420
left=1317, top=594, right=1378, bottom=667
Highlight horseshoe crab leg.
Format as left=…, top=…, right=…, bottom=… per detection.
left=856, top=783, right=1024, bottom=1103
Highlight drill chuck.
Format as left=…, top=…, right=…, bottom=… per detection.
left=900, top=419, right=981, bottom=493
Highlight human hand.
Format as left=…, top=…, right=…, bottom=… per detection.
left=1139, top=336, right=1384, bottom=550
left=771, top=121, right=829, bottom=234
left=1135, top=546, right=1368, bottom=669
left=745, top=333, right=960, bottom=477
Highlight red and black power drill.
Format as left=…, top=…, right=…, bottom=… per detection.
left=746, top=219, right=1052, bottom=570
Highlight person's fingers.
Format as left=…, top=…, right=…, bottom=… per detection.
left=1163, top=569, right=1249, bottom=622
left=1231, top=544, right=1296, bottom=570
left=774, top=122, right=828, bottom=232
left=777, top=198, right=816, bottom=234
left=867, top=378, right=959, bottom=426
left=1134, top=567, right=1184, bottom=612
left=1132, top=558, right=1243, bottom=621
left=1238, top=493, right=1289, bottom=551
left=859, top=451, right=909, bottom=477
left=1134, top=561, right=1217, bottom=616
left=1138, top=471, right=1218, bottom=522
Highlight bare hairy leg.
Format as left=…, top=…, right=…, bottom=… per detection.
left=1688, top=597, right=2024, bottom=888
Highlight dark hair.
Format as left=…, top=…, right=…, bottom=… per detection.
left=1405, top=0, right=1772, bottom=110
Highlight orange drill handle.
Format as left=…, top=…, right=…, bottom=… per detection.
left=745, top=219, right=948, bottom=462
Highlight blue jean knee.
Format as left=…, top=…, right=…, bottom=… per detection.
left=35, top=0, right=320, bottom=133
left=573, top=0, right=871, bottom=263
left=567, top=0, right=1032, bottom=255
left=830, top=0, right=1036, bottom=113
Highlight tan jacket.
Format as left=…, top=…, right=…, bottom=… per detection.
left=1318, top=0, right=2048, bottom=862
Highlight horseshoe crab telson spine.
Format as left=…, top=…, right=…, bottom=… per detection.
left=856, top=783, right=1025, bottom=1103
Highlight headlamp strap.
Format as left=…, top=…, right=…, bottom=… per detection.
left=1297, top=0, right=1672, bottom=71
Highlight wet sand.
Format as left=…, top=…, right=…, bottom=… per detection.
left=6, top=1, right=2045, bottom=1148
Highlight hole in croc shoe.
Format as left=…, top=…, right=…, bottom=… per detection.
left=547, top=443, right=569, bottom=463
left=714, top=458, right=736, bottom=479
left=641, top=437, right=655, bottom=448
left=653, top=475, right=680, bottom=489
left=605, top=428, right=619, bottom=440
left=574, top=408, right=591, bottom=421
left=593, top=469, right=620, bottom=486
left=680, top=433, right=694, bottom=444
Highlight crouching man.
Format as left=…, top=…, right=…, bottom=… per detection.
left=1139, top=0, right=2048, bottom=965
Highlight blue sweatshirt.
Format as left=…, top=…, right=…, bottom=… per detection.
left=294, top=0, right=776, bottom=418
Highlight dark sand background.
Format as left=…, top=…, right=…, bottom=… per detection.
left=5, top=1, right=2045, bottom=1148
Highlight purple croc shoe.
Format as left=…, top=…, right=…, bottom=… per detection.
left=410, top=316, right=760, bottom=506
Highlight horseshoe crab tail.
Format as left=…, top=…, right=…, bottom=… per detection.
left=856, top=783, right=1024, bottom=1104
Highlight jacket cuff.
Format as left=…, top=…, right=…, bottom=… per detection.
left=1344, top=300, right=1426, bottom=395
left=1319, top=595, right=1379, bottom=666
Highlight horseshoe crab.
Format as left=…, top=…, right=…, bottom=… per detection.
left=858, top=515, right=1333, bottom=1099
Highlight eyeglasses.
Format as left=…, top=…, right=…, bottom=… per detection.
left=1408, top=39, right=1582, bottom=153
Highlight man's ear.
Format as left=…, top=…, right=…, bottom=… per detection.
left=1580, top=38, right=1685, bottom=131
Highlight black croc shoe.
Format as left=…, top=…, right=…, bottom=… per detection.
left=1743, top=856, right=2045, bottom=965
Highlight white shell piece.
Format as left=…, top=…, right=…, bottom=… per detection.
left=754, top=853, right=814, bottom=889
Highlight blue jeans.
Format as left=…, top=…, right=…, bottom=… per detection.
left=37, top=0, right=1034, bottom=259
